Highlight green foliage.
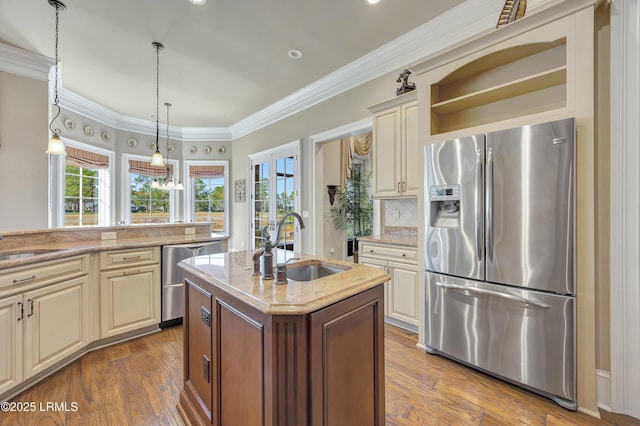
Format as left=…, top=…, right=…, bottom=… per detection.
left=330, top=166, right=373, bottom=239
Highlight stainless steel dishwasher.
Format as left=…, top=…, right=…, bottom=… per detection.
left=161, top=240, right=227, bottom=327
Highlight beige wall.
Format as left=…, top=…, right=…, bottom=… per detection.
left=229, top=73, right=398, bottom=251
left=0, top=71, right=49, bottom=232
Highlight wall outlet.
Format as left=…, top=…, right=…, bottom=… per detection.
left=101, top=232, right=117, bottom=241
left=302, top=211, right=309, bottom=218
left=185, top=227, right=196, bottom=235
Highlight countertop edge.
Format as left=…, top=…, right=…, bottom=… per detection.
left=179, top=251, right=389, bottom=315
left=0, top=234, right=230, bottom=269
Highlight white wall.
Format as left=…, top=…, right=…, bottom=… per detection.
left=0, top=71, right=49, bottom=232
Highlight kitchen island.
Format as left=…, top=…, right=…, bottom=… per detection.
left=177, top=249, right=389, bottom=426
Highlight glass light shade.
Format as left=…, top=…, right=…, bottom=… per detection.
left=175, top=181, right=185, bottom=190
left=46, top=134, right=66, bottom=155
left=151, top=180, right=160, bottom=189
left=151, top=149, right=164, bottom=166
left=166, top=180, right=176, bottom=189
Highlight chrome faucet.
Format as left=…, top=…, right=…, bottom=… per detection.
left=255, top=212, right=306, bottom=280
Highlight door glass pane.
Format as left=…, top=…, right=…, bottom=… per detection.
left=253, top=161, right=270, bottom=248
left=276, top=155, right=296, bottom=251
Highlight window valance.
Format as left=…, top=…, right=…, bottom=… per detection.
left=189, top=165, right=225, bottom=178
left=128, top=159, right=173, bottom=177
left=66, top=146, right=109, bottom=170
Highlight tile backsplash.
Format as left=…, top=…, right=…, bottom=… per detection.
left=383, top=198, right=418, bottom=228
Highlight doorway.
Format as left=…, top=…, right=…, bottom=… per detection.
left=249, top=141, right=301, bottom=251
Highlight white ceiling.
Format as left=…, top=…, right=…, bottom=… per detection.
left=0, top=0, right=463, bottom=128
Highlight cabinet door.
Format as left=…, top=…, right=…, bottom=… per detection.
left=401, top=100, right=419, bottom=196
left=23, top=276, right=89, bottom=379
left=309, top=285, right=385, bottom=426
left=373, top=107, right=402, bottom=197
left=184, top=280, right=213, bottom=422
left=0, top=295, right=22, bottom=395
left=387, top=261, right=419, bottom=328
left=99, top=265, right=160, bottom=338
left=359, top=257, right=390, bottom=316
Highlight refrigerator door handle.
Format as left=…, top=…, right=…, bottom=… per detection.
left=476, top=149, right=483, bottom=262
left=486, top=147, right=494, bottom=262
left=435, top=281, right=550, bottom=309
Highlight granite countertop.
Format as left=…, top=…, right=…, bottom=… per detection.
left=179, top=249, right=389, bottom=315
left=0, top=233, right=229, bottom=269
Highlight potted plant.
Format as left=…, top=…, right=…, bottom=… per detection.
left=330, top=166, right=373, bottom=263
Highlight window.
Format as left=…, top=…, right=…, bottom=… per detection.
left=49, top=142, right=113, bottom=228
left=185, top=161, right=228, bottom=233
left=64, top=164, right=100, bottom=226
left=126, top=157, right=177, bottom=224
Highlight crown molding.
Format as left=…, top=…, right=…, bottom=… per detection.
left=0, top=43, right=53, bottom=81
left=229, top=0, right=552, bottom=139
left=58, top=86, right=229, bottom=141
left=181, top=127, right=233, bottom=142
left=3, top=0, right=554, bottom=141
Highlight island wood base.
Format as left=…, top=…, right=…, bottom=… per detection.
left=177, top=272, right=385, bottom=426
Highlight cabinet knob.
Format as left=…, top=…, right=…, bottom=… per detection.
left=370, top=249, right=374, bottom=253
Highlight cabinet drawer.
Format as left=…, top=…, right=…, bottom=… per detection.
left=360, top=243, right=417, bottom=264
left=0, top=255, right=88, bottom=291
left=99, top=247, right=159, bottom=270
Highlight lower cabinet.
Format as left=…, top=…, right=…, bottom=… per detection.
left=99, top=247, right=160, bottom=338
left=0, top=256, right=90, bottom=397
left=23, top=277, right=90, bottom=379
left=0, top=294, right=23, bottom=395
left=179, top=273, right=385, bottom=426
left=360, top=242, right=419, bottom=332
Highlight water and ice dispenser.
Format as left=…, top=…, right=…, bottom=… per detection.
left=429, top=184, right=461, bottom=228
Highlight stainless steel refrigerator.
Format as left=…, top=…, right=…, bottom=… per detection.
left=424, top=118, right=576, bottom=410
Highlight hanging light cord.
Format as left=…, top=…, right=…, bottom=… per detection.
left=49, top=1, right=63, bottom=136
left=155, top=43, right=160, bottom=151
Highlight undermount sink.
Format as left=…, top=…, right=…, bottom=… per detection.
left=286, top=262, right=349, bottom=282
left=0, top=250, right=61, bottom=261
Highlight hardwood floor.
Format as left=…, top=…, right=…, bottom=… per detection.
left=2, top=325, right=638, bottom=425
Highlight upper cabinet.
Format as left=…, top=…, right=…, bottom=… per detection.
left=368, top=91, right=418, bottom=198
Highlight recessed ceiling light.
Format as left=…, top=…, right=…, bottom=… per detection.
left=189, top=0, right=206, bottom=5
left=365, top=0, right=380, bottom=5
left=288, top=49, right=304, bottom=59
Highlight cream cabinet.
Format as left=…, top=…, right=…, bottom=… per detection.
left=0, top=294, right=22, bottom=395
left=368, top=91, right=418, bottom=198
left=23, top=276, right=90, bottom=379
left=0, top=255, right=89, bottom=395
left=99, top=247, right=160, bottom=338
left=359, top=241, right=419, bottom=331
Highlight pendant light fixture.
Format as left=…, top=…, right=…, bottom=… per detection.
left=46, top=0, right=67, bottom=156
left=150, top=41, right=164, bottom=166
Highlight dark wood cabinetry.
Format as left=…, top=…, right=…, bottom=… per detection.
left=178, top=272, right=385, bottom=426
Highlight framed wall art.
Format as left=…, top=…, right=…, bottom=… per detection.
left=234, top=179, right=246, bottom=203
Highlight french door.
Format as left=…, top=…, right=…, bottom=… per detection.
left=249, top=141, right=301, bottom=251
